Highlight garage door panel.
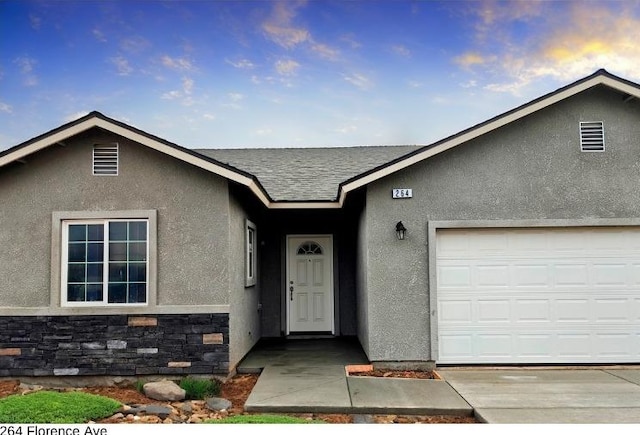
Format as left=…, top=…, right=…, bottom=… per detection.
left=477, top=300, right=510, bottom=322
left=515, top=300, right=551, bottom=322
left=439, top=300, right=472, bottom=323
left=437, top=227, right=640, bottom=364
left=553, top=264, right=589, bottom=286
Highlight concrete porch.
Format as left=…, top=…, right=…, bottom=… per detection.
left=236, top=338, right=472, bottom=415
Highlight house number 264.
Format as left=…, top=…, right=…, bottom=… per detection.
left=392, top=188, right=413, bottom=199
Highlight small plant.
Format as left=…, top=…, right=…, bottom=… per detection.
left=206, top=414, right=323, bottom=424
left=179, top=377, right=221, bottom=400
left=135, top=379, right=145, bottom=393
left=0, top=391, right=121, bottom=424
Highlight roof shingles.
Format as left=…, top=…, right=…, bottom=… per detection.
left=196, top=146, right=420, bottom=202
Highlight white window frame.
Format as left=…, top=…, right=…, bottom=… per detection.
left=245, top=219, right=257, bottom=287
left=51, top=210, right=157, bottom=309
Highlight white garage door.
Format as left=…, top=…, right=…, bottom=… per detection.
left=436, top=227, right=640, bottom=364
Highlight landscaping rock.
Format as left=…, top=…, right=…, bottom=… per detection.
left=205, top=397, right=232, bottom=412
left=143, top=380, right=186, bottom=401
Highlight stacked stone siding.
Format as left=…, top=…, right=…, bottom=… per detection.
left=0, top=314, right=229, bottom=377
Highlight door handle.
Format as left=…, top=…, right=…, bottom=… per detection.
left=289, top=286, right=294, bottom=301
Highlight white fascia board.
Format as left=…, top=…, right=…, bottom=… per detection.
left=339, top=75, right=637, bottom=197
left=0, top=118, right=97, bottom=168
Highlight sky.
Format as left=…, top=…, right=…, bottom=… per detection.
left=1, top=0, right=640, bottom=151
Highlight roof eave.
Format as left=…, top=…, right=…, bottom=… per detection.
left=338, top=70, right=640, bottom=197
left=0, top=112, right=273, bottom=207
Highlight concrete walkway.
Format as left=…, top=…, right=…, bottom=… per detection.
left=439, top=368, right=640, bottom=423
left=239, top=339, right=471, bottom=416
left=238, top=339, right=640, bottom=423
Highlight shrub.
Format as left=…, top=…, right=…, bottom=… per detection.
left=179, top=377, right=221, bottom=400
left=0, top=391, right=121, bottom=424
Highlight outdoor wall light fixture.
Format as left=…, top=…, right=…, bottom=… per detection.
left=395, top=221, right=407, bottom=240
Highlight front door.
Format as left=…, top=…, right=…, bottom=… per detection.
left=287, top=235, right=334, bottom=334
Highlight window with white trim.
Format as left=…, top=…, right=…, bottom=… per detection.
left=61, top=219, right=148, bottom=305
left=245, top=220, right=257, bottom=287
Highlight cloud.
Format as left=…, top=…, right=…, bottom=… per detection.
left=390, top=44, right=411, bottom=58
left=14, top=56, right=38, bottom=86
left=120, top=36, right=150, bottom=53
left=0, top=102, right=13, bottom=114
left=340, top=34, right=362, bottom=49
left=29, top=14, right=41, bottom=30
left=92, top=28, right=107, bottom=42
left=275, top=59, right=300, bottom=76
left=343, top=73, right=373, bottom=90
left=226, top=58, right=256, bottom=69
left=261, top=1, right=340, bottom=61
left=161, top=77, right=195, bottom=105
left=203, top=113, right=216, bottom=120
left=110, top=56, right=133, bottom=76
left=336, top=124, right=358, bottom=134
left=311, top=43, right=340, bottom=60
left=262, top=1, right=310, bottom=49
left=161, top=55, right=195, bottom=71
left=455, top=52, right=490, bottom=67
left=456, top=1, right=640, bottom=94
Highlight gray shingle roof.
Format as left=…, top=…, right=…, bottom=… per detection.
left=195, top=146, right=420, bottom=202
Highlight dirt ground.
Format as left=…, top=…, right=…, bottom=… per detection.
left=0, top=375, right=476, bottom=424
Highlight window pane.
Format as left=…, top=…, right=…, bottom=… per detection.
left=68, top=225, right=87, bottom=242
left=129, top=242, right=146, bottom=261
left=67, top=264, right=86, bottom=283
left=86, top=284, right=103, bottom=301
left=128, top=283, right=147, bottom=303
left=87, top=264, right=103, bottom=283
left=108, top=283, right=127, bottom=303
left=129, top=222, right=147, bottom=241
left=109, top=222, right=127, bottom=241
left=68, top=243, right=86, bottom=262
left=67, top=284, right=85, bottom=301
left=109, top=263, right=127, bottom=282
left=87, top=243, right=104, bottom=262
left=87, top=224, right=104, bottom=241
left=128, top=263, right=146, bottom=282
left=109, top=243, right=127, bottom=261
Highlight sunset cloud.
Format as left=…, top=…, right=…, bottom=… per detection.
left=275, top=59, right=300, bottom=76
left=262, top=1, right=310, bottom=49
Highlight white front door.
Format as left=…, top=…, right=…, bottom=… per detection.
left=287, top=235, right=334, bottom=334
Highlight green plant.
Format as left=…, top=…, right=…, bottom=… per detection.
left=135, top=379, right=145, bottom=393
left=0, top=391, right=121, bottom=424
left=179, top=377, right=221, bottom=400
left=206, top=414, right=324, bottom=424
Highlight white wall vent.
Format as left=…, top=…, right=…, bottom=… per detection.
left=93, top=143, right=119, bottom=175
left=579, top=121, right=605, bottom=152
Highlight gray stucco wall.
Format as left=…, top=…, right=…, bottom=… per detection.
left=355, top=198, right=370, bottom=356
left=360, top=86, right=640, bottom=362
left=228, top=193, right=260, bottom=369
left=0, top=128, right=232, bottom=312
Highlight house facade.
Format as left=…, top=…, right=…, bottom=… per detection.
left=1, top=69, right=639, bottom=378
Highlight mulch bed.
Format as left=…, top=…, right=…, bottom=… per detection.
left=0, top=374, right=476, bottom=423
left=349, top=369, right=439, bottom=379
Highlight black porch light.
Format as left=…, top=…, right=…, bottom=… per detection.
left=395, top=221, right=407, bottom=240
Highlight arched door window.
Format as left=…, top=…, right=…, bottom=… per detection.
left=296, top=241, right=323, bottom=255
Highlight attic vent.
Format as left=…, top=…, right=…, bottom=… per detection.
left=579, top=121, right=605, bottom=152
left=93, top=143, right=119, bottom=175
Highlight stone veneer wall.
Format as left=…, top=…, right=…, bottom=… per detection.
left=0, top=314, right=229, bottom=377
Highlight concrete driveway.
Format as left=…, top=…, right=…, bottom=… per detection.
left=439, top=368, right=640, bottom=423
